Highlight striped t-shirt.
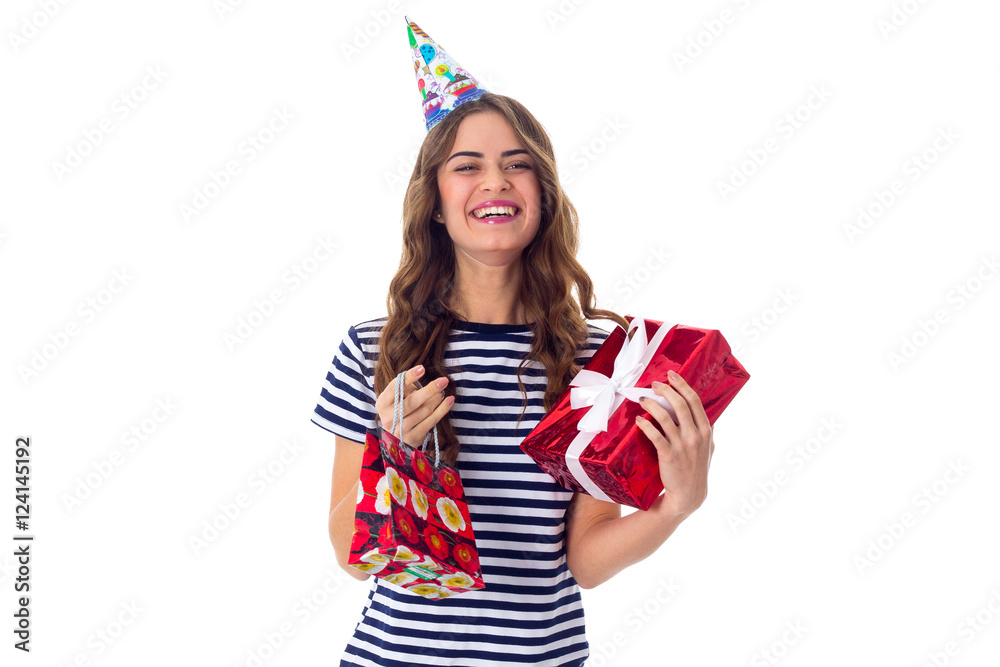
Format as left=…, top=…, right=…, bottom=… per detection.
left=311, top=315, right=611, bottom=667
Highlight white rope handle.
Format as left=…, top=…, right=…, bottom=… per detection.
left=391, top=370, right=441, bottom=468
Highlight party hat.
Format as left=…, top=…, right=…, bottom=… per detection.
left=405, top=15, right=487, bottom=131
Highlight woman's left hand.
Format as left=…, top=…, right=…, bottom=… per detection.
left=635, top=370, right=715, bottom=519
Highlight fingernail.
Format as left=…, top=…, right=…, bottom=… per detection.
left=668, top=370, right=679, bottom=380
left=414, top=365, right=424, bottom=375
left=651, top=381, right=665, bottom=388
left=435, top=377, right=448, bottom=388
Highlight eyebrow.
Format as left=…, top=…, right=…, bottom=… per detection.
left=445, top=149, right=529, bottom=163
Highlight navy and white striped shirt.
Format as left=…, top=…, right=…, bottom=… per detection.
left=311, top=316, right=611, bottom=667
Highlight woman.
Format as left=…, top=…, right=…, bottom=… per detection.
left=311, top=90, right=714, bottom=667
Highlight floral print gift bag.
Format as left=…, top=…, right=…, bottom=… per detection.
left=347, top=371, right=485, bottom=599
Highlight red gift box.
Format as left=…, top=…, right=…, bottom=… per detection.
left=520, top=315, right=749, bottom=511
left=348, top=425, right=485, bottom=599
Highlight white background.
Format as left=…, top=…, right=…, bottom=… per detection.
left=3, top=1, right=999, bottom=665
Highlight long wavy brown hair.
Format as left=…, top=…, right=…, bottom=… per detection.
left=374, top=92, right=628, bottom=466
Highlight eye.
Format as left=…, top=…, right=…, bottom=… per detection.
left=454, top=162, right=532, bottom=172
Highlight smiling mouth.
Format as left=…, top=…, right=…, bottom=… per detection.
left=470, top=205, right=520, bottom=220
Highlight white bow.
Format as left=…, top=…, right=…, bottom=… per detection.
left=569, top=317, right=676, bottom=433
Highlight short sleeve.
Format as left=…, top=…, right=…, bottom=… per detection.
left=310, top=324, right=379, bottom=443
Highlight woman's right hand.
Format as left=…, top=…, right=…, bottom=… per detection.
left=375, top=366, right=455, bottom=449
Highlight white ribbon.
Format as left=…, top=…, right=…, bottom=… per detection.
left=563, top=317, right=677, bottom=502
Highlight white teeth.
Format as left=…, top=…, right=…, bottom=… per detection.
left=472, top=206, right=517, bottom=218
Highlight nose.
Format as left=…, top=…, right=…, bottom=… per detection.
left=479, top=163, right=510, bottom=192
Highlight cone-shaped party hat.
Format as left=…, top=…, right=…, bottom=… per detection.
left=406, top=15, right=487, bottom=131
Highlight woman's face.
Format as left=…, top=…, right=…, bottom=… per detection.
left=434, top=111, right=542, bottom=268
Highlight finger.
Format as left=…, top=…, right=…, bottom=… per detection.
left=379, top=366, right=429, bottom=434
left=666, top=372, right=711, bottom=433
left=395, top=366, right=433, bottom=414
left=651, top=381, right=697, bottom=436
left=406, top=391, right=454, bottom=453
left=415, top=391, right=455, bottom=434
left=635, top=413, right=671, bottom=456
left=638, top=395, right=680, bottom=444
left=402, top=365, right=427, bottom=394
left=636, top=397, right=680, bottom=445
left=381, top=366, right=426, bottom=411
left=400, top=375, right=450, bottom=432
left=408, top=374, right=449, bottom=411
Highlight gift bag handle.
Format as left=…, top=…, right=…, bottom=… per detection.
left=391, top=370, right=441, bottom=468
